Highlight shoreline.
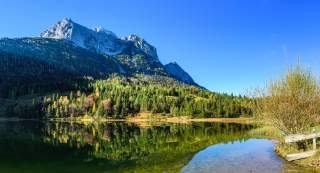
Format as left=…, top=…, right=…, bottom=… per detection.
left=0, top=116, right=253, bottom=124
left=45, top=116, right=253, bottom=124
left=128, top=117, right=252, bottom=123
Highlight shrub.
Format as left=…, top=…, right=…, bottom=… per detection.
left=254, top=64, right=320, bottom=134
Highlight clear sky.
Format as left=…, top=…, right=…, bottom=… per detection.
left=0, top=0, right=320, bottom=94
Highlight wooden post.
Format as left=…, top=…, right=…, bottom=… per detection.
left=313, top=128, right=317, bottom=150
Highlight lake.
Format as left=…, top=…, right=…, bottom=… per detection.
left=0, top=120, right=313, bottom=173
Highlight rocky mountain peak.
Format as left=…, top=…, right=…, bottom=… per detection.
left=164, top=62, right=197, bottom=86
left=38, top=18, right=199, bottom=86
left=40, top=17, right=74, bottom=39
left=123, top=34, right=158, bottom=58
left=40, top=18, right=159, bottom=58
left=41, top=17, right=125, bottom=55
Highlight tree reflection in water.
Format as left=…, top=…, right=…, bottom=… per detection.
left=0, top=121, right=255, bottom=173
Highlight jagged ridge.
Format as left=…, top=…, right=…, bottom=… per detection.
left=41, top=17, right=158, bottom=59
left=0, top=17, right=201, bottom=94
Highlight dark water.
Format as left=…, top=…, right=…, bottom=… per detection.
left=0, top=121, right=313, bottom=173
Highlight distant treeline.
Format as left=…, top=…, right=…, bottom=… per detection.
left=40, top=76, right=253, bottom=118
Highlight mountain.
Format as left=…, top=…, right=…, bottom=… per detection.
left=164, top=62, right=198, bottom=86
left=41, top=17, right=158, bottom=59
left=41, top=17, right=167, bottom=76
left=0, top=17, right=201, bottom=98
left=40, top=18, right=200, bottom=85
left=41, top=18, right=123, bottom=55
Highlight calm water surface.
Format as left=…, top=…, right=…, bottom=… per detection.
left=0, top=121, right=313, bottom=173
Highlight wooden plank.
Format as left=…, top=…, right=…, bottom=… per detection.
left=286, top=150, right=317, bottom=161
left=285, top=133, right=320, bottom=143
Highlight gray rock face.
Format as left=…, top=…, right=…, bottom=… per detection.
left=164, top=62, right=197, bottom=85
left=41, top=18, right=125, bottom=55
left=123, top=34, right=158, bottom=59
left=41, top=18, right=158, bottom=58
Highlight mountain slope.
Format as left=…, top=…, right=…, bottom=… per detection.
left=164, top=62, right=197, bottom=86
left=0, top=38, right=123, bottom=78
left=0, top=50, right=82, bottom=98
left=0, top=18, right=201, bottom=98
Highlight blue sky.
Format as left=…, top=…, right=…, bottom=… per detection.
left=0, top=0, right=320, bottom=94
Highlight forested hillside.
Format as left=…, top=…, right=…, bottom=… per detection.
left=0, top=50, right=86, bottom=98
left=0, top=37, right=196, bottom=99
left=39, top=75, right=252, bottom=119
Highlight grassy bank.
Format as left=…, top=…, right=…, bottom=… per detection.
left=248, top=125, right=282, bottom=140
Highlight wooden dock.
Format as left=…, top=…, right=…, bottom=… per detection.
left=286, top=150, right=317, bottom=161
left=284, top=129, right=318, bottom=161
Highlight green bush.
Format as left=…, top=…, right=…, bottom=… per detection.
left=254, top=64, right=320, bottom=134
